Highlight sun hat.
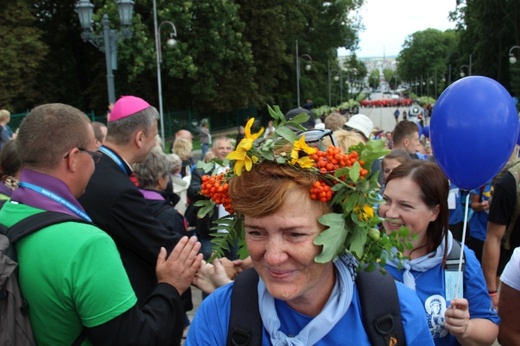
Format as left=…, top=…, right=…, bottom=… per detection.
left=109, top=96, right=150, bottom=122
left=345, top=114, right=373, bottom=139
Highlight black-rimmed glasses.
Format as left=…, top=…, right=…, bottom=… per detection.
left=63, top=148, right=102, bottom=163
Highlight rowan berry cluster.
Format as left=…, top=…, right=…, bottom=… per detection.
left=310, top=180, right=333, bottom=203
left=310, top=145, right=368, bottom=177
left=308, top=145, right=370, bottom=203
left=201, top=173, right=234, bottom=214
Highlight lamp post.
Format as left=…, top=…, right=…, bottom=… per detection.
left=153, top=0, right=177, bottom=147
left=295, top=40, right=312, bottom=108
left=75, top=0, right=134, bottom=105
left=327, top=61, right=341, bottom=107
left=509, top=45, right=520, bottom=64
left=460, top=65, right=470, bottom=77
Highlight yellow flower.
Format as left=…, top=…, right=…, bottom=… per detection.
left=294, top=156, right=315, bottom=169
left=226, top=118, right=263, bottom=176
left=354, top=204, right=375, bottom=222
left=290, top=135, right=317, bottom=165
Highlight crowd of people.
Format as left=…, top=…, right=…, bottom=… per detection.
left=1, top=98, right=519, bottom=346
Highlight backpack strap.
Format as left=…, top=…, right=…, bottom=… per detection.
left=356, top=268, right=405, bottom=346
left=7, top=211, right=88, bottom=245
left=227, top=268, right=261, bottom=346
left=445, top=240, right=465, bottom=272
left=227, top=267, right=407, bottom=346
left=503, top=163, right=520, bottom=250
left=2, top=210, right=91, bottom=345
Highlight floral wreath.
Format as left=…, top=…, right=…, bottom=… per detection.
left=196, top=106, right=410, bottom=269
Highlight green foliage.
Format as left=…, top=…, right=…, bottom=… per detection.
left=0, top=0, right=49, bottom=111
left=396, top=28, right=458, bottom=94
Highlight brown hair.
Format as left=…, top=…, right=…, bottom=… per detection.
left=228, top=161, right=330, bottom=218
left=324, top=112, right=347, bottom=131
left=392, top=120, right=419, bottom=146
left=385, top=160, right=449, bottom=255
left=382, top=149, right=411, bottom=168
left=0, top=139, right=21, bottom=179
left=17, top=104, right=91, bottom=170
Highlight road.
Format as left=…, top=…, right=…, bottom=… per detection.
left=356, top=105, right=416, bottom=134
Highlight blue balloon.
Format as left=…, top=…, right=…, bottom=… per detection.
left=423, top=125, right=430, bottom=138
left=431, top=76, right=518, bottom=190
left=517, top=119, right=520, bottom=145
left=415, top=122, right=423, bottom=137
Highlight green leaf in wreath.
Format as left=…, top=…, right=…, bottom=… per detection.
left=349, top=161, right=361, bottom=182
left=314, top=213, right=347, bottom=263
left=348, top=226, right=367, bottom=258
left=194, top=199, right=215, bottom=218
left=275, top=126, right=299, bottom=144
left=268, top=105, right=285, bottom=123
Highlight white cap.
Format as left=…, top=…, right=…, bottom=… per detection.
left=345, top=114, right=373, bottom=139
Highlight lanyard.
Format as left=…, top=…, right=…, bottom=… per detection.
left=99, top=146, right=128, bottom=174
left=18, top=182, right=92, bottom=222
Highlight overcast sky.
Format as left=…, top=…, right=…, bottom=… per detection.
left=339, top=0, right=458, bottom=58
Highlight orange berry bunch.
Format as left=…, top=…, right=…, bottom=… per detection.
left=201, top=173, right=234, bottom=214
left=310, top=180, right=333, bottom=203
left=310, top=145, right=368, bottom=177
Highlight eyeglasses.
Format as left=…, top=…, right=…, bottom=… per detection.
left=63, top=148, right=102, bottom=163
left=298, top=129, right=337, bottom=149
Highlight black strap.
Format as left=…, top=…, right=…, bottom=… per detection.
left=445, top=240, right=465, bottom=272
left=357, top=268, right=406, bottom=346
left=227, top=267, right=406, bottom=346
left=2, top=210, right=91, bottom=345
left=227, top=269, right=261, bottom=346
left=7, top=211, right=88, bottom=244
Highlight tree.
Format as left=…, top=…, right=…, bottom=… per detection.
left=456, top=0, right=520, bottom=97
left=369, top=70, right=379, bottom=89
left=0, top=0, right=48, bottom=111
left=396, top=29, right=457, bottom=96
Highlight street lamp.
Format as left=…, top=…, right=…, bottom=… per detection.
left=153, top=0, right=177, bottom=147
left=295, top=40, right=312, bottom=108
left=460, top=65, right=470, bottom=77
left=75, top=0, right=134, bottom=105
left=509, top=45, right=520, bottom=64
left=327, top=61, right=341, bottom=107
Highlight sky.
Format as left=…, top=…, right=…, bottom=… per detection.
left=339, top=0, right=458, bottom=58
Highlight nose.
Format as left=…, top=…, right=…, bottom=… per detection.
left=263, top=237, right=289, bottom=266
left=381, top=202, right=399, bottom=219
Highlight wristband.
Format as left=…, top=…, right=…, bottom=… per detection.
left=489, top=291, right=498, bottom=297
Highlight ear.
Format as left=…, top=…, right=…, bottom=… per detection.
left=403, top=138, right=410, bottom=148
left=429, top=204, right=440, bottom=222
left=134, top=130, right=146, bottom=149
left=64, top=148, right=79, bottom=173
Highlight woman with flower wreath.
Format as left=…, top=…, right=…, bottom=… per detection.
left=380, top=160, right=499, bottom=345
left=186, top=107, right=434, bottom=345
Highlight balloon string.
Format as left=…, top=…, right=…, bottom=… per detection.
left=455, top=192, right=470, bottom=299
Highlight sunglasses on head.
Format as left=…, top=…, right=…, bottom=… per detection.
left=298, top=129, right=337, bottom=150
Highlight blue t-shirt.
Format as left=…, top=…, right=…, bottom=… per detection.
left=186, top=279, right=434, bottom=345
left=469, top=183, right=493, bottom=241
left=385, top=246, right=499, bottom=346
left=448, top=184, right=464, bottom=225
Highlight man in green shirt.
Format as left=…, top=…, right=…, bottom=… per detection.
left=5, top=103, right=202, bottom=345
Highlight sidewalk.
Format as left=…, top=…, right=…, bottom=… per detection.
left=182, top=286, right=203, bottom=345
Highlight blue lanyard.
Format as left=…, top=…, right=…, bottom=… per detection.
left=18, top=182, right=92, bottom=222
left=98, top=146, right=128, bottom=174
